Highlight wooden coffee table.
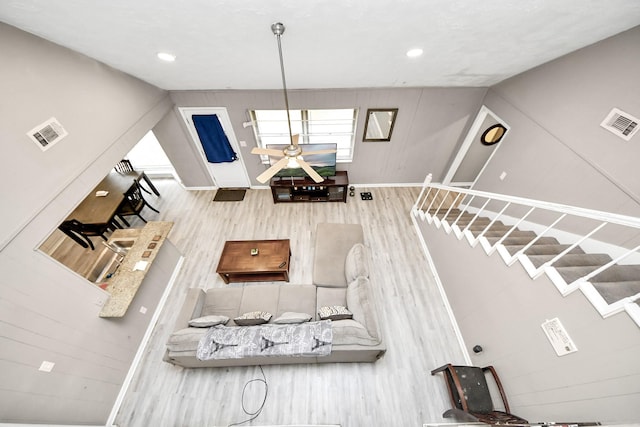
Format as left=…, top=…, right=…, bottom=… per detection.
left=216, top=239, right=291, bottom=284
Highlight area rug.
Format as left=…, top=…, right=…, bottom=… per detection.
left=213, top=189, right=246, bottom=202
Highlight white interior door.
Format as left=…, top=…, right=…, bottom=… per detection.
left=179, top=107, right=251, bottom=188
left=442, top=106, right=509, bottom=188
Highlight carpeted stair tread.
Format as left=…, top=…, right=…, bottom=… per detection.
left=526, top=253, right=613, bottom=269
left=590, top=265, right=640, bottom=282
left=429, top=208, right=463, bottom=215
left=487, top=236, right=559, bottom=246
left=503, top=244, right=586, bottom=256
left=553, top=265, right=611, bottom=284
left=455, top=218, right=495, bottom=227
left=552, top=264, right=640, bottom=284
left=470, top=229, right=534, bottom=238
left=430, top=210, right=466, bottom=219
left=458, top=223, right=511, bottom=236
left=480, top=230, right=535, bottom=238
left=592, top=281, right=640, bottom=305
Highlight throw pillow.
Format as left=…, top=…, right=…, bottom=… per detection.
left=318, top=305, right=353, bottom=321
left=273, top=312, right=313, bottom=324
left=345, top=243, right=369, bottom=282
left=188, top=315, right=229, bottom=328
left=234, top=311, right=272, bottom=326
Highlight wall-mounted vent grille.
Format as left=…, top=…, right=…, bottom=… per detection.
left=27, top=117, right=68, bottom=151
left=600, top=108, right=639, bottom=141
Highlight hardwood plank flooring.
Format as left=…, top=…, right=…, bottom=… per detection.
left=113, top=179, right=467, bottom=427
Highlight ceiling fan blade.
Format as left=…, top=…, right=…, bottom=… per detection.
left=256, top=157, right=289, bottom=183
left=297, top=158, right=324, bottom=183
left=251, top=147, right=284, bottom=156
left=301, top=149, right=337, bottom=155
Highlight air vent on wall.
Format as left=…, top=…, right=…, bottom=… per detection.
left=27, top=117, right=68, bottom=151
left=600, top=107, right=639, bottom=141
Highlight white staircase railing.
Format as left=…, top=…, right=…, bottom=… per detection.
left=412, top=173, right=640, bottom=327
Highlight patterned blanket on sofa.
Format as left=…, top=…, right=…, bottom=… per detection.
left=196, top=320, right=333, bottom=360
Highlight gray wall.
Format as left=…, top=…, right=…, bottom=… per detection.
left=152, top=108, right=213, bottom=188
left=165, top=87, right=487, bottom=186
left=475, top=26, right=640, bottom=217
left=0, top=23, right=173, bottom=424
left=419, top=220, right=640, bottom=423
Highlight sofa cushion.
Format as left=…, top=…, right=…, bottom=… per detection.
left=201, top=287, right=244, bottom=320
left=167, top=327, right=207, bottom=352
left=332, top=319, right=380, bottom=346
left=345, top=243, right=369, bottom=282
left=313, top=223, right=364, bottom=287
left=318, top=305, right=353, bottom=320
left=234, top=311, right=273, bottom=326
left=273, top=312, right=313, bottom=324
left=275, top=284, right=317, bottom=319
left=346, top=276, right=380, bottom=341
left=316, top=287, right=347, bottom=314
left=188, top=315, right=229, bottom=327
left=237, top=285, right=281, bottom=322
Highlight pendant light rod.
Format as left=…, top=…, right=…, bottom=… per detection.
left=271, top=22, right=296, bottom=148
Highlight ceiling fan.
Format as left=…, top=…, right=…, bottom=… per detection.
left=251, top=22, right=336, bottom=184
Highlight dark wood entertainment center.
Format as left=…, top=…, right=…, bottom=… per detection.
left=270, top=170, right=348, bottom=203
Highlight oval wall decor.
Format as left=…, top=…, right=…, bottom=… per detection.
left=480, top=124, right=507, bottom=146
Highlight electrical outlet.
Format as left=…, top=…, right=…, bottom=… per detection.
left=499, top=171, right=507, bottom=181
left=39, top=361, right=55, bottom=372
left=139, top=306, right=147, bottom=314
left=239, top=140, right=247, bottom=147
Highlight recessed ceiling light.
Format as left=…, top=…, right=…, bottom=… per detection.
left=406, top=48, right=423, bottom=58
left=157, top=52, right=176, bottom=62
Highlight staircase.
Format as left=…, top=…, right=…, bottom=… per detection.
left=411, top=174, right=640, bottom=328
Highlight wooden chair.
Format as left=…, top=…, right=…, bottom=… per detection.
left=116, top=180, right=159, bottom=226
left=59, top=219, right=120, bottom=250
left=114, top=159, right=160, bottom=196
left=114, top=159, right=134, bottom=174
left=431, top=363, right=528, bottom=424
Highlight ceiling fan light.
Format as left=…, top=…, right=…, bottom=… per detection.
left=287, top=157, right=301, bottom=168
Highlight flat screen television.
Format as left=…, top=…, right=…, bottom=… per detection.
left=266, top=143, right=337, bottom=178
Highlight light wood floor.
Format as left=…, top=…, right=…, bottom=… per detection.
left=113, top=178, right=467, bottom=427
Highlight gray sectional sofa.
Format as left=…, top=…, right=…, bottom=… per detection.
left=163, top=223, right=386, bottom=368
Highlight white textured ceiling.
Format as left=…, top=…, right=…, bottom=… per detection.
left=1, top=0, right=639, bottom=90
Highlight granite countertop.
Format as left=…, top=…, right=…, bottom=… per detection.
left=99, top=221, right=174, bottom=318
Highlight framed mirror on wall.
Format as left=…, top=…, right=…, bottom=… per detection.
left=363, top=108, right=398, bottom=142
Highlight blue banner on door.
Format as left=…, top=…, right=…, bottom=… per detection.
left=192, top=114, right=238, bottom=163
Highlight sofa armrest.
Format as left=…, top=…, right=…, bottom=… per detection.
left=172, top=288, right=206, bottom=332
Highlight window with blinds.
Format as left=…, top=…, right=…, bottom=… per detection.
left=249, top=108, right=358, bottom=162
